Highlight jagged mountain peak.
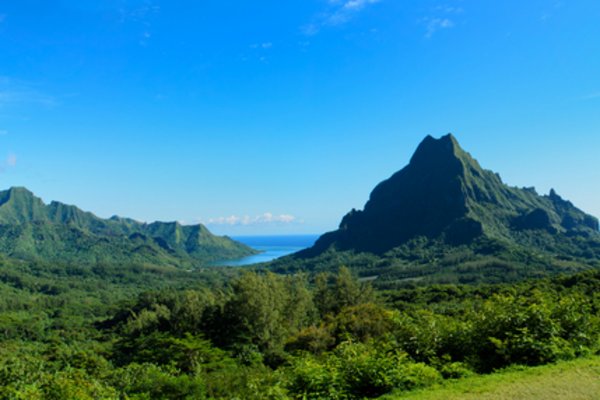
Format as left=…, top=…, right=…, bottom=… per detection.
left=408, top=133, right=481, bottom=173
left=302, top=134, right=599, bottom=256
left=365, top=135, right=489, bottom=212
left=410, top=133, right=459, bottom=163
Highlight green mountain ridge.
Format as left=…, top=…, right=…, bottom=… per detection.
left=0, top=187, right=257, bottom=266
left=275, top=134, right=600, bottom=285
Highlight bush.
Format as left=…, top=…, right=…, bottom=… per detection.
left=285, top=356, right=344, bottom=400
left=110, top=363, right=206, bottom=400
left=469, top=292, right=579, bottom=371
left=333, top=303, right=394, bottom=343
left=286, top=324, right=335, bottom=354
left=284, top=341, right=441, bottom=399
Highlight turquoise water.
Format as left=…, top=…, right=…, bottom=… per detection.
left=213, top=235, right=319, bottom=266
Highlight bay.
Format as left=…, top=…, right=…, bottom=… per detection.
left=213, top=234, right=319, bottom=266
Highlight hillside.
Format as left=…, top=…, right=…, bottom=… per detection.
left=272, top=134, right=600, bottom=285
left=0, top=187, right=256, bottom=266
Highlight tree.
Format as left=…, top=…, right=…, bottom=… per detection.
left=222, top=272, right=314, bottom=360
left=314, top=267, right=375, bottom=317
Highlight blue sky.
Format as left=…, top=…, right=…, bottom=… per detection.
left=0, top=0, right=599, bottom=235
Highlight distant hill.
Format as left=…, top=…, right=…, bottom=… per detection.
left=272, top=134, right=600, bottom=286
left=0, top=187, right=256, bottom=267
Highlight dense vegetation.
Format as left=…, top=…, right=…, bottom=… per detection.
left=2, top=139, right=599, bottom=398
left=0, top=187, right=256, bottom=267
left=1, top=255, right=599, bottom=399
left=272, top=234, right=600, bottom=287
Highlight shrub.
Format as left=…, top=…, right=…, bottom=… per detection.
left=110, top=363, right=206, bottom=400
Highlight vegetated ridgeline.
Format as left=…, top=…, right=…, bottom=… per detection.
left=0, top=187, right=256, bottom=267
left=274, top=134, right=600, bottom=284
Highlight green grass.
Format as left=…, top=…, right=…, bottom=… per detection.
left=385, top=357, right=600, bottom=400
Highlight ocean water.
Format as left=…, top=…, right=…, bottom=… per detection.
left=213, top=234, right=319, bottom=266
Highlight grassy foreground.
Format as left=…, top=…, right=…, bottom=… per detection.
left=385, top=357, right=600, bottom=400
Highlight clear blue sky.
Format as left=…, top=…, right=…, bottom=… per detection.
left=1, top=0, right=599, bottom=235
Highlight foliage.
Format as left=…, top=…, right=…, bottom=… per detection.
left=0, top=254, right=599, bottom=399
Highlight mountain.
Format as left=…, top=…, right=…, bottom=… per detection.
left=274, top=134, right=600, bottom=285
left=307, top=134, right=598, bottom=254
left=0, top=187, right=257, bottom=266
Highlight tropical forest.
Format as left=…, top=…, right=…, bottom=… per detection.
left=1, top=1, right=600, bottom=399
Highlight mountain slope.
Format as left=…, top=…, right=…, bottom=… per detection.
left=275, top=134, right=600, bottom=285
left=306, top=134, right=598, bottom=254
left=0, top=187, right=256, bottom=266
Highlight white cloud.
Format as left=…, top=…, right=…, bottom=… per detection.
left=116, top=2, right=160, bottom=47
left=421, top=4, right=462, bottom=38
left=424, top=17, right=454, bottom=38
left=541, top=1, right=564, bottom=22
left=246, top=42, right=273, bottom=63
left=341, top=0, right=380, bottom=11
left=250, top=42, right=273, bottom=50
left=118, top=3, right=160, bottom=23
left=206, top=212, right=300, bottom=226
left=432, top=5, right=463, bottom=14
left=303, top=0, right=381, bottom=36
